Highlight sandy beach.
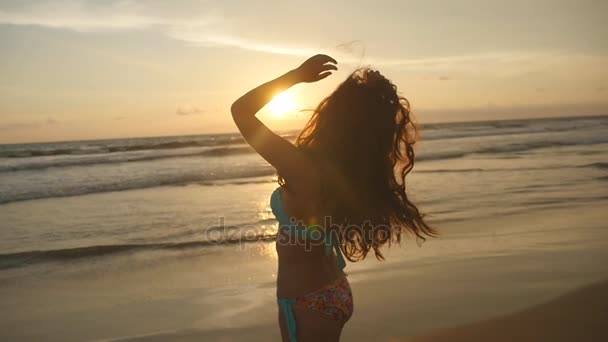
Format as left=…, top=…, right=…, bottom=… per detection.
left=406, top=279, right=608, bottom=342
left=1, top=199, right=607, bottom=341
left=1, top=116, right=607, bottom=341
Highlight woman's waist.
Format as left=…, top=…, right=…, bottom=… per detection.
left=276, top=264, right=345, bottom=298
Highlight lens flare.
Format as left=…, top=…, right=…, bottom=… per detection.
left=268, top=91, right=297, bottom=118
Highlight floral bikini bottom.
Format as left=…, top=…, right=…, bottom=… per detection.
left=295, top=276, right=353, bottom=320
left=278, top=276, right=354, bottom=342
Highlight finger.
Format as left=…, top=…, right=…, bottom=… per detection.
left=319, top=54, right=337, bottom=65
left=317, top=71, right=333, bottom=80
left=315, top=54, right=338, bottom=65
left=321, top=64, right=338, bottom=72
left=311, top=54, right=327, bottom=62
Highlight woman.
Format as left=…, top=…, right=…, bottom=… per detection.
left=231, top=54, right=435, bottom=342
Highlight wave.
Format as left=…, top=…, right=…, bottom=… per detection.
left=2, top=116, right=607, bottom=174
left=2, top=116, right=606, bottom=160
left=4, top=135, right=606, bottom=173
left=2, top=138, right=606, bottom=204
left=106, top=140, right=243, bottom=153
left=0, top=234, right=277, bottom=270
left=579, top=162, right=608, bottom=170
left=416, top=135, right=607, bottom=163
left=0, top=132, right=298, bottom=159
left=416, top=168, right=484, bottom=173
left=478, top=137, right=607, bottom=156
left=416, top=152, right=468, bottom=161
left=6, top=145, right=466, bottom=173
left=0, top=169, right=277, bottom=205
left=419, top=165, right=577, bottom=175
left=420, top=115, right=608, bottom=141
left=0, top=145, right=254, bottom=173
left=198, top=178, right=276, bottom=186
left=0, top=136, right=246, bottom=158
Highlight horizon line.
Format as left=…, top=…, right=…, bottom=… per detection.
left=1, top=113, right=606, bottom=146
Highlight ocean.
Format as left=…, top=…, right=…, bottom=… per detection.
left=0, top=115, right=607, bottom=341
left=1, top=115, right=608, bottom=263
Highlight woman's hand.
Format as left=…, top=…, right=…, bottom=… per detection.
left=291, top=54, right=338, bottom=83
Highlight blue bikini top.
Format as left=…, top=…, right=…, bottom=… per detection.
left=270, top=187, right=346, bottom=270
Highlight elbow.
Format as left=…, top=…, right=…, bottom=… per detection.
left=230, top=102, right=245, bottom=130
left=230, top=101, right=242, bottom=119
left=230, top=102, right=238, bottom=118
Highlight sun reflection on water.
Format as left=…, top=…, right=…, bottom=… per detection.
left=249, top=240, right=278, bottom=260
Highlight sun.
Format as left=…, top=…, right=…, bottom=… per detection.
left=267, top=91, right=297, bottom=118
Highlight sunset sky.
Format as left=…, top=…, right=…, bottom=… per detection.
left=1, top=0, right=607, bottom=144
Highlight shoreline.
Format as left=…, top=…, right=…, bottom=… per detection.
left=2, top=201, right=607, bottom=341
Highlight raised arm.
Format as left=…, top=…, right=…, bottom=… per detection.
left=231, top=54, right=337, bottom=196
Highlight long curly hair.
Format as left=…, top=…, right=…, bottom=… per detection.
left=281, top=68, right=436, bottom=261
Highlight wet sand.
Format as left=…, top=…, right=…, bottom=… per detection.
left=3, top=198, right=607, bottom=341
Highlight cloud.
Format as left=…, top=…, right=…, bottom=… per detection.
left=176, top=106, right=205, bottom=116
left=0, top=2, right=157, bottom=31
left=167, top=30, right=320, bottom=57
left=0, top=0, right=605, bottom=75
left=0, top=0, right=226, bottom=28
left=0, top=1, right=497, bottom=64
left=0, top=1, right=319, bottom=56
